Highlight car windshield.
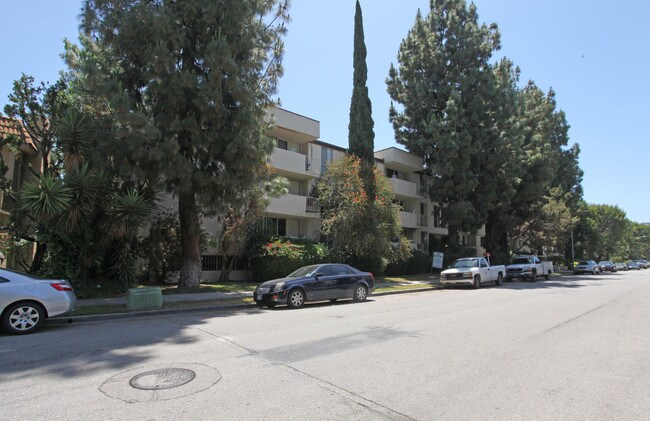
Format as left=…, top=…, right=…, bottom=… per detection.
left=287, top=265, right=320, bottom=278
left=511, top=258, right=531, bottom=264
left=453, top=259, right=479, bottom=268
left=599, top=261, right=611, bottom=265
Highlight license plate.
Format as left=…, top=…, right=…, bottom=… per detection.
left=256, top=294, right=262, bottom=300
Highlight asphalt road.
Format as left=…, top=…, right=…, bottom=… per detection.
left=1, top=271, right=649, bottom=420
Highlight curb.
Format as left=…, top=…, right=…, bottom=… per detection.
left=48, top=285, right=442, bottom=325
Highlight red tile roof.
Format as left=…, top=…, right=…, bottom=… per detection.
left=0, top=116, right=36, bottom=149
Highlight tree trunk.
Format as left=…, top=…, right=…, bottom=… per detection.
left=30, top=240, right=47, bottom=274
left=178, top=191, right=202, bottom=288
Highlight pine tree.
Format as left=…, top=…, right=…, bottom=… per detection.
left=387, top=0, right=500, bottom=251
left=71, top=0, right=289, bottom=287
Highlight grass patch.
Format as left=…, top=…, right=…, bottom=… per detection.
left=162, top=282, right=257, bottom=295
left=375, top=283, right=439, bottom=294
left=72, top=296, right=254, bottom=316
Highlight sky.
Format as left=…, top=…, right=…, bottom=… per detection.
left=1, top=1, right=649, bottom=222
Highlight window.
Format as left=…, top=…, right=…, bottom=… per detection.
left=319, top=265, right=339, bottom=276
left=277, top=138, right=288, bottom=150
left=434, top=206, right=443, bottom=228
left=0, top=276, right=9, bottom=283
left=321, top=147, right=333, bottom=174
left=201, top=255, right=218, bottom=271
left=387, top=168, right=399, bottom=179
left=265, top=218, right=287, bottom=236
left=333, top=265, right=354, bottom=275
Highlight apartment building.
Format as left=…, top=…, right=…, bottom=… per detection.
left=262, top=108, right=485, bottom=255
left=0, top=117, right=44, bottom=268
left=194, top=107, right=484, bottom=281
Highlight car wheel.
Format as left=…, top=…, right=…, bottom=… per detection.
left=530, top=270, right=537, bottom=282
left=473, top=275, right=481, bottom=289
left=2, top=302, right=46, bottom=335
left=495, top=273, right=503, bottom=286
left=353, top=285, right=368, bottom=302
left=287, top=289, right=305, bottom=309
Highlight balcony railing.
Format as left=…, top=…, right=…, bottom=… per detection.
left=306, top=196, right=319, bottom=213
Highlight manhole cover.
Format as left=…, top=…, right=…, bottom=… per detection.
left=129, top=368, right=196, bottom=390
left=100, top=363, right=221, bottom=402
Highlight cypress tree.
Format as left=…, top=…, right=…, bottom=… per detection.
left=348, top=0, right=376, bottom=201
left=348, top=0, right=375, bottom=165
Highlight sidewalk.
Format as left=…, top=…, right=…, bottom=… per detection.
left=76, top=279, right=440, bottom=307
left=50, top=279, right=441, bottom=324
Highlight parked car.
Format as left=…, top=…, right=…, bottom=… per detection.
left=0, top=269, right=77, bottom=334
left=506, top=255, right=553, bottom=281
left=614, top=262, right=629, bottom=271
left=254, top=264, right=375, bottom=309
left=573, top=260, right=600, bottom=275
left=637, top=260, right=648, bottom=269
left=441, top=257, right=506, bottom=288
left=598, top=261, right=617, bottom=272
left=627, top=261, right=640, bottom=270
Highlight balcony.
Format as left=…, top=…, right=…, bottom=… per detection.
left=265, top=108, right=320, bottom=144
left=390, top=177, right=419, bottom=198
left=398, top=210, right=418, bottom=229
left=266, top=194, right=320, bottom=218
left=269, top=148, right=311, bottom=179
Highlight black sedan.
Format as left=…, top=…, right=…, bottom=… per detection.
left=254, top=264, right=375, bottom=309
left=598, top=261, right=617, bottom=272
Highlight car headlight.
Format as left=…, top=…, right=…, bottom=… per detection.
left=273, top=282, right=285, bottom=292
left=463, top=272, right=473, bottom=278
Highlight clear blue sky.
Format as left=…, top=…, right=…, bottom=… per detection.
left=2, top=1, right=648, bottom=222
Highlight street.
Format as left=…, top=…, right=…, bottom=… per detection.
left=1, top=271, right=649, bottom=420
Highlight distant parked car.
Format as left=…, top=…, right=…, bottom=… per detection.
left=573, top=260, right=600, bottom=275
left=598, top=261, right=617, bottom=272
left=637, top=260, right=649, bottom=269
left=254, top=264, right=375, bottom=309
left=0, top=269, right=77, bottom=334
left=614, top=262, right=629, bottom=271
left=628, top=261, right=640, bottom=270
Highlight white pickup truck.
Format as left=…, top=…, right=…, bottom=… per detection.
left=441, top=257, right=506, bottom=289
left=505, top=255, right=553, bottom=281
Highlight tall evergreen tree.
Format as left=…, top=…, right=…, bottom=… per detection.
left=70, top=0, right=290, bottom=287
left=387, top=0, right=500, bottom=251
left=348, top=0, right=375, bottom=166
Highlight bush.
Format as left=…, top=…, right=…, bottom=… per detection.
left=385, top=250, right=431, bottom=276
left=250, top=238, right=329, bottom=281
left=347, top=254, right=387, bottom=276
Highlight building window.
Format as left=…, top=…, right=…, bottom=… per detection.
left=321, top=147, right=333, bottom=174
left=387, top=168, right=400, bottom=179
left=277, top=138, right=288, bottom=150
left=266, top=217, right=287, bottom=236
left=434, top=206, right=444, bottom=228
left=201, top=255, right=218, bottom=271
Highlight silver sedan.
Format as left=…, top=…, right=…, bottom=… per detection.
left=0, top=269, right=77, bottom=334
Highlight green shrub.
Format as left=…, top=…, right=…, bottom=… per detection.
left=250, top=238, right=329, bottom=281
left=385, top=250, right=431, bottom=276
left=347, top=254, right=387, bottom=276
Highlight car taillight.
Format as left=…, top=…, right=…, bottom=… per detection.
left=50, top=283, right=73, bottom=292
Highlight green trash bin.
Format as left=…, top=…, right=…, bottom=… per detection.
left=127, top=287, right=163, bottom=310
